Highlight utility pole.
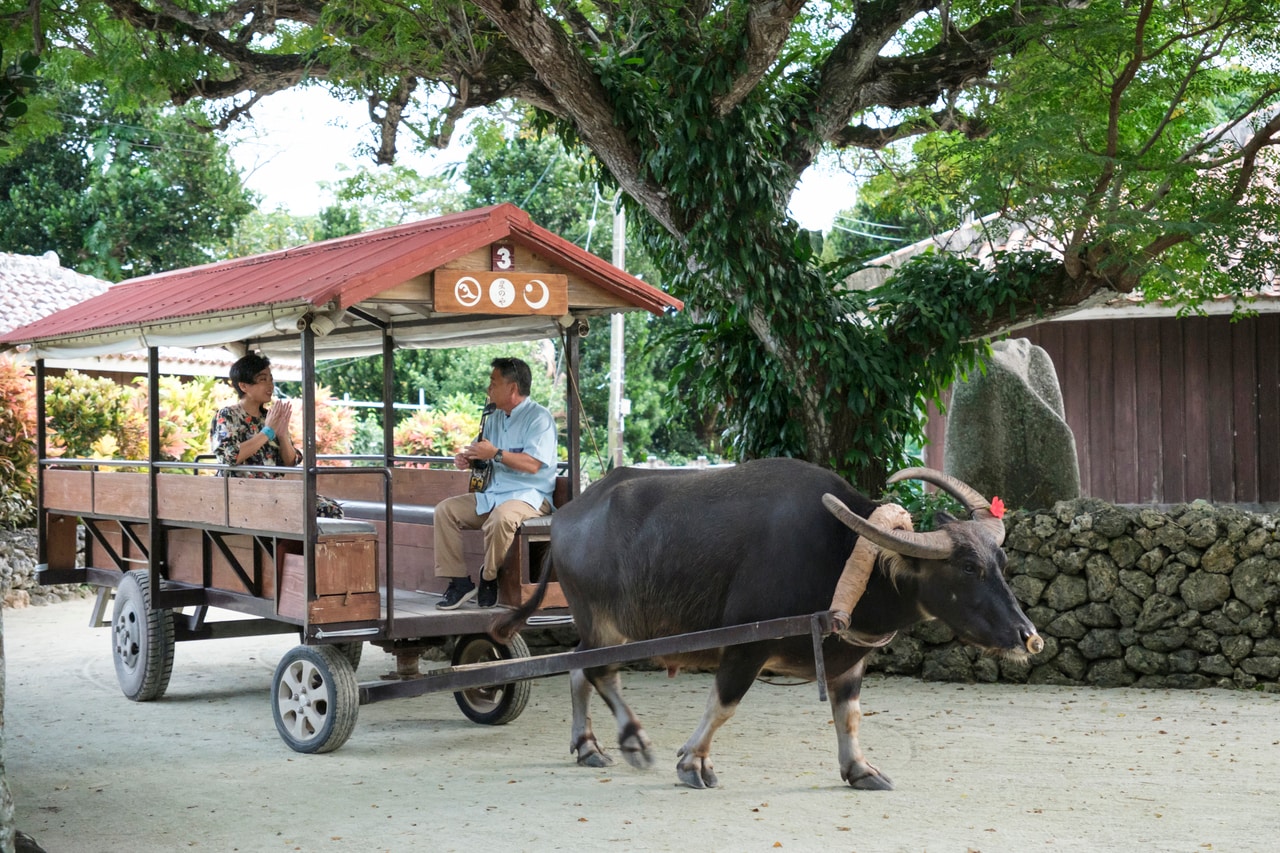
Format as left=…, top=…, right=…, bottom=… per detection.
left=607, top=199, right=626, bottom=469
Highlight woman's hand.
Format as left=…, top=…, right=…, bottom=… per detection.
left=265, top=399, right=292, bottom=434
left=265, top=399, right=297, bottom=466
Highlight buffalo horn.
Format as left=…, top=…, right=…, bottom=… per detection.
left=822, top=493, right=953, bottom=560
left=886, top=467, right=1006, bottom=546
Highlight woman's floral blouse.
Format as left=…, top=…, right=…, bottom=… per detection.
left=210, top=404, right=343, bottom=518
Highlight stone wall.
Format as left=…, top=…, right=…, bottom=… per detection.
left=868, top=499, right=1280, bottom=692
left=0, top=529, right=93, bottom=609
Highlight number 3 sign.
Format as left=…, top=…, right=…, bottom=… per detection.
left=492, top=242, right=515, bottom=271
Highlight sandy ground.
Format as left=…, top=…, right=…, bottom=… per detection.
left=5, top=600, right=1280, bottom=853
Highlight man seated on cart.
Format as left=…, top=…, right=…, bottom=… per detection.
left=435, top=356, right=557, bottom=609
left=210, top=351, right=344, bottom=518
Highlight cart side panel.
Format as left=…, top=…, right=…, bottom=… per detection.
left=84, top=523, right=143, bottom=573
left=157, top=474, right=227, bottom=526
left=228, top=478, right=305, bottom=534
left=167, top=528, right=275, bottom=598
left=44, top=469, right=92, bottom=513
left=93, top=472, right=149, bottom=519
left=314, top=468, right=472, bottom=506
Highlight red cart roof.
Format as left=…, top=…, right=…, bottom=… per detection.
left=1, top=204, right=681, bottom=360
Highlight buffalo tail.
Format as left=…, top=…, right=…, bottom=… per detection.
left=488, top=549, right=554, bottom=643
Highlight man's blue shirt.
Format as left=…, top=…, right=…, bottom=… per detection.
left=476, top=397, right=557, bottom=513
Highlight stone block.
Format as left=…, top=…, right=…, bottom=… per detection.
left=1088, top=659, right=1136, bottom=687
left=1180, top=571, right=1233, bottom=612
left=944, top=338, right=1080, bottom=510
left=1085, top=554, right=1119, bottom=600
left=1079, top=628, right=1122, bottom=660
left=1043, top=574, right=1088, bottom=610
left=1230, top=556, right=1279, bottom=611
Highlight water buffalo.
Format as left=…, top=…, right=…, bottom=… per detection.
left=495, top=457, right=1040, bottom=790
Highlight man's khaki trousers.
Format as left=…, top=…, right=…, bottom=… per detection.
left=433, top=494, right=549, bottom=582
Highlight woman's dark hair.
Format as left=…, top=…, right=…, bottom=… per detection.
left=229, top=352, right=271, bottom=398
left=491, top=357, right=532, bottom=396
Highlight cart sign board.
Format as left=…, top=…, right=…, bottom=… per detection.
left=434, top=270, right=569, bottom=316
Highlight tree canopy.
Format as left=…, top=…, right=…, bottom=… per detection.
left=6, top=1, right=1280, bottom=486
left=0, top=81, right=255, bottom=279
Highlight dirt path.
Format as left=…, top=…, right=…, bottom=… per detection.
left=5, top=601, right=1280, bottom=853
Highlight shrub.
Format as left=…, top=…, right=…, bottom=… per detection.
left=141, top=374, right=238, bottom=461
left=287, top=385, right=356, bottom=461
left=44, top=370, right=134, bottom=459
left=0, top=354, right=37, bottom=527
left=393, top=394, right=483, bottom=458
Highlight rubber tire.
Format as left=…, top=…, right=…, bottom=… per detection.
left=111, top=569, right=175, bottom=702
left=451, top=633, right=533, bottom=726
left=272, top=645, right=360, bottom=754
left=334, top=641, right=363, bottom=671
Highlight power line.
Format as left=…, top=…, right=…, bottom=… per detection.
left=830, top=222, right=908, bottom=242
left=833, top=214, right=910, bottom=230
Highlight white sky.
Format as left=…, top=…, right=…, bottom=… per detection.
left=228, top=88, right=859, bottom=233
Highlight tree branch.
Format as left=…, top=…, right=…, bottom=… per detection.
left=711, top=0, right=806, bottom=117
left=782, top=2, right=1040, bottom=176
left=831, top=108, right=988, bottom=149
left=471, top=0, right=679, bottom=236
left=805, top=0, right=938, bottom=144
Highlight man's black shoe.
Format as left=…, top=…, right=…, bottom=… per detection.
left=476, top=576, right=498, bottom=608
left=436, top=577, right=476, bottom=610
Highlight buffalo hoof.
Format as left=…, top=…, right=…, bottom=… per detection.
left=676, top=755, right=719, bottom=789
left=581, top=747, right=619, bottom=768
left=843, top=762, right=893, bottom=791
left=619, top=732, right=657, bottom=770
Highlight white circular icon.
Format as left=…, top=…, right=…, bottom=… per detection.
left=490, top=277, right=516, bottom=308
left=523, top=279, right=550, bottom=310
left=454, top=276, right=482, bottom=307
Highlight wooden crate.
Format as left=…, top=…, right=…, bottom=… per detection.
left=277, top=535, right=380, bottom=623
left=500, top=518, right=567, bottom=608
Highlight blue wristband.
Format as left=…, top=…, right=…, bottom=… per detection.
left=261, top=426, right=276, bottom=441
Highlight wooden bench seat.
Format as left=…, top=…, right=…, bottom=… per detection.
left=316, top=468, right=569, bottom=608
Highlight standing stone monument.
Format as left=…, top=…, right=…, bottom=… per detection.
left=944, top=337, right=1080, bottom=510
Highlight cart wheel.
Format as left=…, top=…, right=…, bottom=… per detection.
left=451, top=633, right=532, bottom=726
left=334, top=641, right=363, bottom=671
left=111, top=569, right=175, bottom=702
left=272, top=645, right=359, bottom=754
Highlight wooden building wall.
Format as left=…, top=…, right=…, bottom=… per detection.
left=923, top=313, right=1280, bottom=506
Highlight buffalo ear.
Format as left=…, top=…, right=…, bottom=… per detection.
left=931, top=510, right=958, bottom=527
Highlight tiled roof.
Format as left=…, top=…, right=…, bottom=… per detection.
left=0, top=251, right=298, bottom=377
left=0, top=251, right=110, bottom=334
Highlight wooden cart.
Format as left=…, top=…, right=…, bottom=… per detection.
left=2, top=205, right=741, bottom=753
